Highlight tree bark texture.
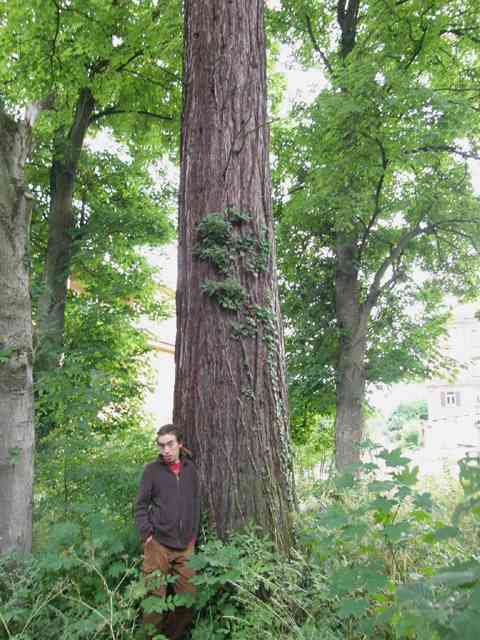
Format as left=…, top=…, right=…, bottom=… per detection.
left=174, top=0, right=295, bottom=550
left=0, top=110, right=35, bottom=553
left=333, top=1, right=366, bottom=471
left=36, top=88, right=95, bottom=373
left=335, top=236, right=368, bottom=470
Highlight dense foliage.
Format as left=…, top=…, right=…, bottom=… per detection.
left=31, top=149, right=175, bottom=438
left=0, top=0, right=179, bottom=440
left=272, top=0, right=480, bottom=454
left=2, top=1, right=480, bottom=637
left=386, top=400, right=428, bottom=449
left=2, top=445, right=480, bottom=639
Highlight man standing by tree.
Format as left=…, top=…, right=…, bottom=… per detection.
left=135, top=425, right=200, bottom=640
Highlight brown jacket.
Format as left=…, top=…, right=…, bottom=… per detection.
left=135, top=456, right=200, bottom=549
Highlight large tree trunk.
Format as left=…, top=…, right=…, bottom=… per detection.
left=0, top=110, right=35, bottom=553
left=335, top=237, right=368, bottom=470
left=36, top=88, right=94, bottom=374
left=174, top=0, right=295, bottom=550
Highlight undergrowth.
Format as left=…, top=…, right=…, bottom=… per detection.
left=1, top=447, right=480, bottom=639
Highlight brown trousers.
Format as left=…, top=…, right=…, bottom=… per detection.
left=143, top=538, right=196, bottom=640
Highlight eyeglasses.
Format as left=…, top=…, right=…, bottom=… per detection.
left=158, top=439, right=178, bottom=451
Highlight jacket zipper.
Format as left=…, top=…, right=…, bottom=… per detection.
left=176, top=472, right=182, bottom=544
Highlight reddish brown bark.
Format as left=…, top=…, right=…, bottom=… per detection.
left=174, top=0, right=295, bottom=549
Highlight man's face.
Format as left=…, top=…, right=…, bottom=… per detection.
left=157, top=433, right=181, bottom=464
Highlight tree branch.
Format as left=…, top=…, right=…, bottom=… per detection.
left=438, top=226, right=480, bottom=252
left=24, top=95, right=55, bottom=127
left=304, top=14, right=333, bottom=75
left=62, top=5, right=111, bottom=37
left=89, top=108, right=174, bottom=124
left=50, top=0, right=61, bottom=74
left=440, top=28, right=480, bottom=46
left=337, top=0, right=347, bottom=27
left=405, top=24, right=428, bottom=69
left=115, top=50, right=144, bottom=73
left=358, top=138, right=388, bottom=258
left=88, top=58, right=110, bottom=78
left=125, top=71, right=174, bottom=89
left=408, top=144, right=480, bottom=161
left=337, top=0, right=361, bottom=58
left=365, top=222, right=435, bottom=310
left=366, top=214, right=480, bottom=311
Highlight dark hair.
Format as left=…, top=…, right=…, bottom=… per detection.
left=156, top=424, right=183, bottom=443
left=156, top=424, right=193, bottom=458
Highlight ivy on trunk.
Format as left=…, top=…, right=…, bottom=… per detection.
left=175, top=0, right=295, bottom=550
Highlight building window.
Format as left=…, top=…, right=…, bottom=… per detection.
left=441, top=391, right=461, bottom=407
left=446, top=392, right=456, bottom=406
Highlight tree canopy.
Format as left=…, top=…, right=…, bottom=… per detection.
left=272, top=0, right=480, bottom=463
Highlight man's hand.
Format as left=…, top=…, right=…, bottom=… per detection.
left=144, top=535, right=153, bottom=544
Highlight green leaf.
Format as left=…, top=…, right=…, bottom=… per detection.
left=432, top=526, right=460, bottom=542
left=378, top=448, right=411, bottom=468
left=318, top=504, right=350, bottom=529
left=368, top=480, right=396, bottom=493
left=142, top=595, right=170, bottom=614
left=337, top=597, right=370, bottom=619
left=383, top=522, right=411, bottom=544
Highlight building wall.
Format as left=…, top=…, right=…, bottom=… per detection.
left=426, top=382, right=480, bottom=454
left=425, top=303, right=480, bottom=460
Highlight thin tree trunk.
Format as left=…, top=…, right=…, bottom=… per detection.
left=0, top=110, right=35, bottom=553
left=174, top=0, right=295, bottom=550
left=334, top=236, right=368, bottom=470
left=36, top=88, right=94, bottom=373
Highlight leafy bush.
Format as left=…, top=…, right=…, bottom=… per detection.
left=386, top=400, right=428, bottom=450
left=4, top=444, right=480, bottom=640
left=189, top=529, right=318, bottom=640
left=0, top=528, right=143, bottom=640
left=300, top=448, right=480, bottom=639
left=34, top=425, right=155, bottom=541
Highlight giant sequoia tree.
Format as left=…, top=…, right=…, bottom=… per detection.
left=174, top=0, right=295, bottom=548
left=275, top=0, right=480, bottom=469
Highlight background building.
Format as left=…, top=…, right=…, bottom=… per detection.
left=425, top=303, right=480, bottom=459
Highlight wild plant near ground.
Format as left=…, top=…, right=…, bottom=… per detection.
left=1, top=447, right=479, bottom=639
left=0, top=528, right=142, bottom=640
left=300, top=447, right=480, bottom=639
